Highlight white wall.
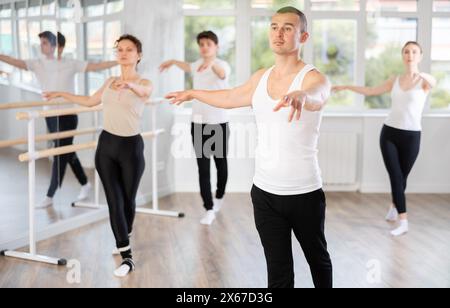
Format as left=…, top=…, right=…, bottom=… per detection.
left=361, top=115, right=450, bottom=193
left=173, top=111, right=450, bottom=194
left=0, top=85, right=44, bottom=149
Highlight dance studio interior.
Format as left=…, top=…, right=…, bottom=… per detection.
left=0, top=0, right=449, bottom=290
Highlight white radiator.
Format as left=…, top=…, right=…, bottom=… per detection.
left=319, top=133, right=359, bottom=186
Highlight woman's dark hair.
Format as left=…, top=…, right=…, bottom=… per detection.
left=57, top=32, right=66, bottom=48
left=402, top=41, right=423, bottom=54
left=114, top=34, right=143, bottom=64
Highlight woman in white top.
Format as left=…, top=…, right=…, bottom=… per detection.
left=333, top=41, right=436, bottom=237
left=45, top=35, right=152, bottom=278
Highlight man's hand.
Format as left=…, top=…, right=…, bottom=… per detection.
left=273, top=91, right=308, bottom=123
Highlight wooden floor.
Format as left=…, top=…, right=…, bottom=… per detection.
left=0, top=191, right=449, bottom=288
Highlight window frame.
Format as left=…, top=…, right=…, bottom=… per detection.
left=0, top=0, right=124, bottom=95
left=183, top=0, right=449, bottom=114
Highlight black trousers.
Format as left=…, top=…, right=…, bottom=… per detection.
left=251, top=185, right=333, bottom=288
left=45, top=115, right=88, bottom=198
left=95, top=131, right=145, bottom=249
left=191, top=122, right=230, bottom=211
left=380, top=125, right=421, bottom=214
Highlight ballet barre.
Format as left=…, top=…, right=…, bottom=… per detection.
left=18, top=130, right=164, bottom=162
left=1, top=98, right=183, bottom=267
left=0, top=100, right=74, bottom=111
left=0, top=127, right=101, bottom=149
left=14, top=99, right=159, bottom=120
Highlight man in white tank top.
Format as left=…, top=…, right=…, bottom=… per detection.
left=167, top=7, right=332, bottom=288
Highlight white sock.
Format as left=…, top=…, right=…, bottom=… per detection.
left=391, top=220, right=409, bottom=237
left=77, top=183, right=92, bottom=201
left=200, top=210, right=216, bottom=225
left=112, top=234, right=133, bottom=256
left=36, top=197, right=53, bottom=209
left=114, top=259, right=135, bottom=278
left=213, top=198, right=224, bottom=213
left=385, top=206, right=398, bottom=222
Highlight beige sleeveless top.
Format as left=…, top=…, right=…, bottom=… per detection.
left=101, top=78, right=146, bottom=137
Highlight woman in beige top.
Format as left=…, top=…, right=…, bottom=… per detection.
left=45, top=34, right=153, bottom=278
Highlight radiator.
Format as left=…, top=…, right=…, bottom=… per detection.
left=318, top=133, right=359, bottom=186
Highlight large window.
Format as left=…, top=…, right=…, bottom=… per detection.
left=184, top=16, right=236, bottom=89
left=313, top=19, right=357, bottom=108
left=0, top=4, right=13, bottom=56
left=184, top=0, right=235, bottom=10
left=184, top=0, right=449, bottom=113
left=0, top=0, right=123, bottom=94
left=83, top=0, right=124, bottom=94
left=431, top=18, right=450, bottom=110
left=251, top=0, right=304, bottom=10
left=434, top=0, right=450, bottom=12
left=367, top=0, right=417, bottom=12
left=311, top=0, right=359, bottom=11
left=365, top=17, right=418, bottom=109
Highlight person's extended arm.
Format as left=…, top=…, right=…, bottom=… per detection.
left=159, top=60, right=192, bottom=73
left=165, top=69, right=266, bottom=109
left=0, top=54, right=27, bottom=70
left=43, top=78, right=113, bottom=107
left=332, top=77, right=395, bottom=97
left=86, top=61, right=118, bottom=72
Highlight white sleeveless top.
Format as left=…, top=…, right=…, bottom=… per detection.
left=252, top=64, right=323, bottom=196
left=102, top=79, right=146, bottom=137
left=385, top=77, right=428, bottom=132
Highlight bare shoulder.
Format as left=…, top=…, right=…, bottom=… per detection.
left=249, top=68, right=268, bottom=86
left=303, top=69, right=328, bottom=88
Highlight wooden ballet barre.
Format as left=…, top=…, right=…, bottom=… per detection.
left=0, top=101, right=74, bottom=111
left=16, top=105, right=103, bottom=121
left=2, top=97, right=166, bottom=112
left=15, top=98, right=169, bottom=121
left=0, top=127, right=101, bottom=149
left=19, top=129, right=165, bottom=162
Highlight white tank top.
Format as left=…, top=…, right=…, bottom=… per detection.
left=252, top=64, right=323, bottom=196
left=102, top=78, right=145, bottom=137
left=385, top=76, right=428, bottom=132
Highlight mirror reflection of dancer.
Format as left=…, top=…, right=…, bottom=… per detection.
left=167, top=7, right=333, bottom=288
left=0, top=31, right=118, bottom=208
left=45, top=35, right=152, bottom=278
left=334, top=41, right=436, bottom=237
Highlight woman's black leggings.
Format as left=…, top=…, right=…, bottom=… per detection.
left=380, top=125, right=421, bottom=214
left=45, top=115, right=88, bottom=198
left=191, top=123, right=230, bottom=211
left=95, top=131, right=145, bottom=249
